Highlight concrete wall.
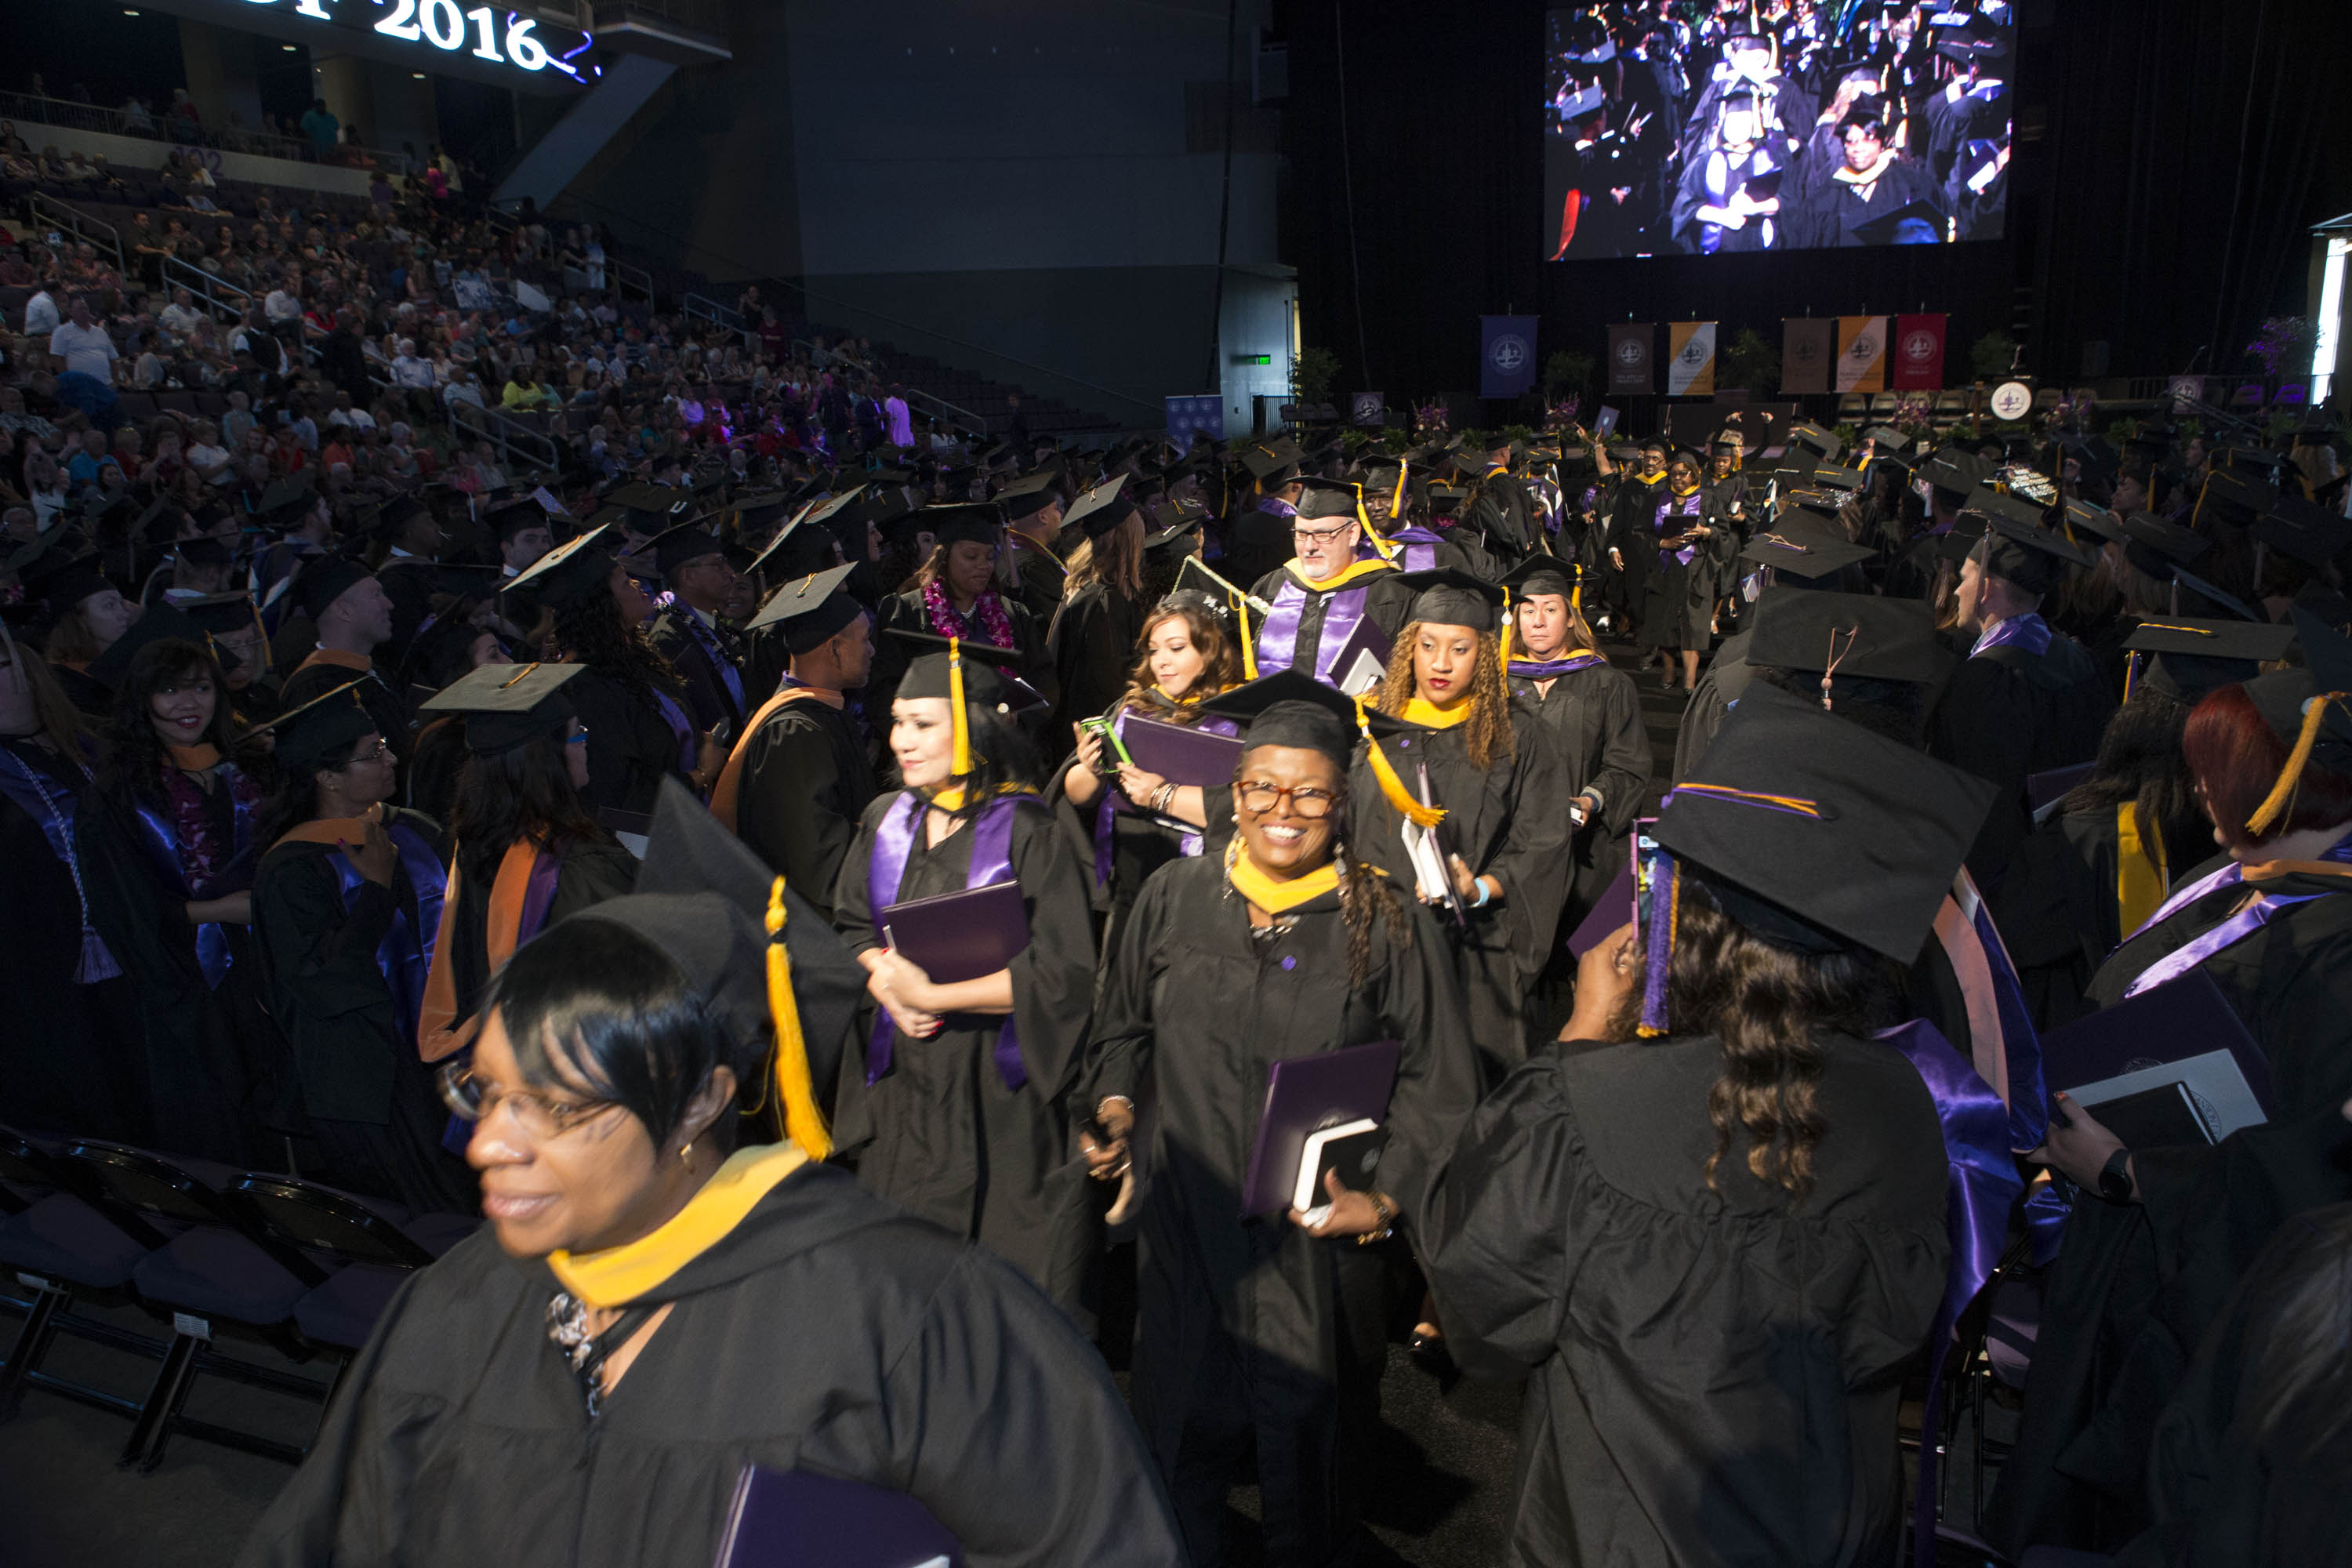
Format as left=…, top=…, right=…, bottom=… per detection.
left=13, top=122, right=378, bottom=197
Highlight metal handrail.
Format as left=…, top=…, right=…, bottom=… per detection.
left=609, top=256, right=653, bottom=304
left=160, top=255, right=250, bottom=323
left=902, top=386, right=987, bottom=438
left=682, top=292, right=756, bottom=349
left=450, top=397, right=561, bottom=474
left=0, top=89, right=408, bottom=170
left=28, top=192, right=124, bottom=274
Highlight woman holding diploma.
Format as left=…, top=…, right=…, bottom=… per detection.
left=1084, top=670, right=1479, bottom=1567
left=831, top=631, right=1098, bottom=1312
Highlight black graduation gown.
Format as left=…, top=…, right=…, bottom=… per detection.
left=1984, top=858, right=2352, bottom=1555
left=1224, top=505, right=1294, bottom=590
left=437, top=839, right=641, bottom=1044
left=235, top=1160, right=1185, bottom=1568
left=2111, top=1203, right=2352, bottom=1568
left=1928, top=629, right=2118, bottom=894
left=1345, top=709, right=1573, bottom=1071
left=0, top=736, right=143, bottom=1141
left=1468, top=470, right=1541, bottom=559
left=648, top=604, right=746, bottom=739
left=250, top=811, right=475, bottom=1214
left=865, top=590, right=1051, bottom=737
left=829, top=794, right=1098, bottom=1309
left=1088, top=855, right=1482, bottom=1565
left=1671, top=628, right=1757, bottom=779
left=1510, top=663, right=1654, bottom=1023
left=733, top=695, right=877, bottom=924
left=372, top=557, right=438, bottom=669
left=567, top=667, right=693, bottom=817
left=76, top=767, right=293, bottom=1163
left=1420, top=1033, right=1951, bottom=1568
left=51, top=662, right=113, bottom=720
left=1245, top=564, right=1416, bottom=685
left=1044, top=582, right=1142, bottom=767
left=281, top=656, right=415, bottom=800
left=1008, top=532, right=1070, bottom=629
left=1994, top=804, right=2150, bottom=1031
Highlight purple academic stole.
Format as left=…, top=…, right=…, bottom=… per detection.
left=681, top=608, right=745, bottom=713
left=325, top=820, right=448, bottom=1043
left=1256, top=575, right=1374, bottom=687
left=2119, top=835, right=2352, bottom=997
left=1969, top=611, right=2053, bottom=659
left=866, top=791, right=1033, bottom=1091
left=1508, top=655, right=1610, bottom=680
left=0, top=746, right=120, bottom=982
left=1091, top=707, right=1240, bottom=884
left=131, top=774, right=257, bottom=990
left=649, top=687, right=700, bottom=776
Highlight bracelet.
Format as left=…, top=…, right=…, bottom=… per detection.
left=1152, top=782, right=1178, bottom=814
left=1471, top=877, right=1493, bottom=909
left=1098, top=1094, right=1134, bottom=1116
left=1356, top=1191, right=1397, bottom=1247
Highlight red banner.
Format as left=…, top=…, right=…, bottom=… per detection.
left=1893, top=314, right=1947, bottom=390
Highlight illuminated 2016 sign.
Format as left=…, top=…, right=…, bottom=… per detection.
left=240, top=0, right=593, bottom=80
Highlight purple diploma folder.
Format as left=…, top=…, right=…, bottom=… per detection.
left=878, top=881, right=1029, bottom=984
left=2027, top=763, right=2095, bottom=812
left=1239, top=1040, right=1402, bottom=1218
left=1566, top=861, right=1635, bottom=957
left=1121, top=714, right=1244, bottom=789
left=713, top=1465, right=963, bottom=1568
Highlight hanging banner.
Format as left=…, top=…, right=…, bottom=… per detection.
left=1665, top=321, right=1717, bottom=396
left=1782, top=318, right=1835, bottom=394
left=1163, top=395, right=1224, bottom=452
left=1835, top=315, right=1890, bottom=393
left=1607, top=322, right=1655, bottom=394
left=1480, top=316, right=1539, bottom=397
left=1893, top=313, right=1948, bottom=390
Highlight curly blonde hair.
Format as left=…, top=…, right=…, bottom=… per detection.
left=1371, top=622, right=1515, bottom=771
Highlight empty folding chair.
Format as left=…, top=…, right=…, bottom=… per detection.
left=0, top=1127, right=173, bottom=1421
left=60, top=1142, right=339, bottom=1472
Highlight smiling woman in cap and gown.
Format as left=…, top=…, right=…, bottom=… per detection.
left=1421, top=683, right=1980, bottom=1567
left=828, top=633, right=1099, bottom=1316
left=1986, top=612, right=2352, bottom=1555
left=248, top=678, right=473, bottom=1211
left=239, top=782, right=1185, bottom=1568
left=1348, top=568, right=1573, bottom=1069
left=1083, top=670, right=1481, bottom=1566
left=864, top=503, right=1050, bottom=733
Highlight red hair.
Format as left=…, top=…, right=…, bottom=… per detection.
left=2183, top=684, right=2352, bottom=849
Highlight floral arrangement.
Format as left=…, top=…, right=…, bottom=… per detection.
left=1412, top=398, right=1450, bottom=437
left=1542, top=397, right=1581, bottom=434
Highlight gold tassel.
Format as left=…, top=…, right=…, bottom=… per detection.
left=2246, top=691, right=2348, bottom=837
left=1230, top=586, right=1258, bottom=680
left=1570, top=562, right=1583, bottom=615
left=948, top=636, right=974, bottom=777
left=1391, top=460, right=1409, bottom=523
left=1497, top=587, right=1514, bottom=688
left=764, top=877, right=832, bottom=1160
left=1356, top=695, right=1446, bottom=828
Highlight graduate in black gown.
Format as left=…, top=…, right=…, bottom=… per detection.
left=277, top=558, right=414, bottom=802
left=249, top=681, right=474, bottom=1213
left=1247, top=481, right=1412, bottom=690
left=866, top=504, right=1050, bottom=730
left=412, top=662, right=639, bottom=1065
left=518, top=528, right=720, bottom=816
left=1929, top=512, right=2118, bottom=894
left=75, top=626, right=289, bottom=1162
left=709, top=564, right=877, bottom=923
left=0, top=622, right=142, bottom=1140
left=1499, top=560, right=1653, bottom=1023
left=24, top=550, right=141, bottom=718
left=239, top=784, right=1184, bottom=1568
left=829, top=637, right=1098, bottom=1312
left=1059, top=592, right=1248, bottom=924
left=1421, top=684, right=1983, bottom=1568
left=1349, top=569, right=1573, bottom=1070
left=644, top=521, right=750, bottom=741
left=1043, top=476, right=1148, bottom=768
left=1987, top=634, right=2352, bottom=1555
left=1085, top=670, right=1481, bottom=1566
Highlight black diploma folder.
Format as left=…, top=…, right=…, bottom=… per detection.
left=1239, top=1040, right=1402, bottom=1218
left=878, top=880, right=1029, bottom=984
left=1120, top=714, right=1244, bottom=789
left=714, top=1465, right=962, bottom=1568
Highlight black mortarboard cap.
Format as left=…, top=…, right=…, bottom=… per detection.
left=746, top=562, right=863, bottom=653
left=1198, top=668, right=1386, bottom=764
left=175, top=535, right=233, bottom=572
left=1789, top=423, right=1842, bottom=461
left=2169, top=563, right=2259, bottom=622
left=260, top=677, right=379, bottom=773
left=2123, top=615, right=2297, bottom=704
left=652, top=524, right=727, bottom=581
left=1962, top=485, right=2047, bottom=532
left=566, top=779, right=860, bottom=1147
left=1920, top=445, right=1995, bottom=497
left=487, top=499, right=553, bottom=543
left=1063, top=474, right=1139, bottom=540
left=2060, top=498, right=2125, bottom=544
left=290, top=557, right=372, bottom=622
left=20, top=550, right=117, bottom=611
left=1970, top=513, right=2092, bottom=597
left=1237, top=438, right=1302, bottom=484
left=886, top=630, right=1044, bottom=715
left=1738, top=521, right=1875, bottom=581
left=86, top=601, right=207, bottom=690
left=506, top=525, right=616, bottom=613
left=1294, top=477, right=1366, bottom=522
left=918, top=503, right=1003, bottom=552
left=2198, top=466, right=2277, bottom=523
left=1659, top=682, right=1995, bottom=961
left=420, top=660, right=586, bottom=755
left=2256, top=495, right=2352, bottom=568
left=1499, top=555, right=1579, bottom=603
left=365, top=493, right=427, bottom=543
left=180, top=590, right=264, bottom=637
left=1748, top=589, right=1947, bottom=685
left=1813, top=464, right=1865, bottom=492
left=995, top=470, right=1060, bottom=521
left=2241, top=610, right=2352, bottom=780
left=1390, top=566, right=1504, bottom=633
left=2118, top=513, right=2212, bottom=582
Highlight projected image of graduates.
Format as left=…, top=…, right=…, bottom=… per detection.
left=1544, top=2, right=2014, bottom=260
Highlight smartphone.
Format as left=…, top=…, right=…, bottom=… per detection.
left=1077, top=715, right=1133, bottom=769
left=1630, top=823, right=1663, bottom=927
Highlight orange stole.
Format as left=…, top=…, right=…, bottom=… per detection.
left=708, top=687, right=837, bottom=833
left=415, top=837, right=542, bottom=1062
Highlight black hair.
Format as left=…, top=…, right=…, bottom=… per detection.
left=252, top=727, right=372, bottom=850
left=940, top=699, right=1041, bottom=819
left=484, top=916, right=740, bottom=1150
left=98, top=637, right=264, bottom=808
left=448, top=732, right=608, bottom=884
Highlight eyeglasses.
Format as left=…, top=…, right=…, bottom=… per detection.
left=1290, top=522, right=1356, bottom=545
left=566, top=728, right=590, bottom=746
left=340, top=739, right=394, bottom=764
left=437, top=1062, right=618, bottom=1139
left=1236, top=781, right=1338, bottom=818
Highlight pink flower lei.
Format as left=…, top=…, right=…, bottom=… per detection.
left=920, top=575, right=1017, bottom=650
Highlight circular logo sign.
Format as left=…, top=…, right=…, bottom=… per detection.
left=1490, top=334, right=1529, bottom=374
left=1678, top=339, right=1708, bottom=366
left=1846, top=332, right=1879, bottom=361
left=1902, top=329, right=1936, bottom=364
left=1792, top=337, right=1820, bottom=363
left=1616, top=338, right=1646, bottom=365
left=1991, top=379, right=2033, bottom=420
